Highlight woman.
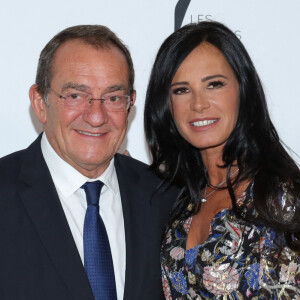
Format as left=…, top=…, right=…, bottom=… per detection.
left=144, top=21, right=300, bottom=299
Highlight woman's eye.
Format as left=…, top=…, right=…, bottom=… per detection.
left=173, top=87, right=189, bottom=95
left=207, top=81, right=224, bottom=89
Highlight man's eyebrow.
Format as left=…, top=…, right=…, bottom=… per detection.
left=60, top=83, right=127, bottom=94
left=201, top=74, right=227, bottom=82
left=104, top=84, right=127, bottom=93
left=61, top=83, right=89, bottom=92
left=170, top=81, right=189, bottom=87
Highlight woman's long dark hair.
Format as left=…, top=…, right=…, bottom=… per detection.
left=144, top=21, right=300, bottom=250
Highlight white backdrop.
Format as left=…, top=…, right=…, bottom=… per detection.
left=0, top=0, right=299, bottom=164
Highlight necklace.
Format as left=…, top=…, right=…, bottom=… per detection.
left=201, top=168, right=239, bottom=203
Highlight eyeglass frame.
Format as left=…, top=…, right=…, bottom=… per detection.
left=48, top=87, right=133, bottom=111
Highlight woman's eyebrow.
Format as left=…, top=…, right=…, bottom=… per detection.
left=170, top=81, right=189, bottom=87
left=201, top=74, right=227, bottom=82
left=170, top=75, right=228, bottom=87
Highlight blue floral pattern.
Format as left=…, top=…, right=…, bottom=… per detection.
left=161, top=182, right=300, bottom=299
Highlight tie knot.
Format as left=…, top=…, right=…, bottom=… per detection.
left=81, top=180, right=104, bottom=206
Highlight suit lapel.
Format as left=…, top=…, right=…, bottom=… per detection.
left=18, top=136, right=94, bottom=300
left=115, top=155, right=160, bottom=299
left=115, top=155, right=141, bottom=299
left=115, top=155, right=172, bottom=300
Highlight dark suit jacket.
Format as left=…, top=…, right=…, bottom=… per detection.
left=0, top=136, right=178, bottom=300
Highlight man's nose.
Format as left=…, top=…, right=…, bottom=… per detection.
left=82, top=99, right=108, bottom=126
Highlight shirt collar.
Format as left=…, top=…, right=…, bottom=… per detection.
left=41, top=133, right=118, bottom=198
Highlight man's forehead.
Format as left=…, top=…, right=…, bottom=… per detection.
left=52, top=39, right=123, bottom=63
left=49, top=39, right=130, bottom=92
left=50, top=39, right=128, bottom=77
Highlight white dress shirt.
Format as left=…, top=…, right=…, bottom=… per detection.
left=41, top=133, right=126, bottom=300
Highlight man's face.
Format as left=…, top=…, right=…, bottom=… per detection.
left=32, top=39, right=135, bottom=178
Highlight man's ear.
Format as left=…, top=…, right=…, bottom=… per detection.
left=29, top=84, right=47, bottom=124
left=128, top=90, right=136, bottom=113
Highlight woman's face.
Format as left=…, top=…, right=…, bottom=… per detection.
left=170, top=42, right=240, bottom=153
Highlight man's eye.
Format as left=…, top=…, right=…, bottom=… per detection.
left=108, top=96, right=121, bottom=103
left=173, top=87, right=189, bottom=95
left=66, top=93, right=85, bottom=101
left=207, top=81, right=224, bottom=89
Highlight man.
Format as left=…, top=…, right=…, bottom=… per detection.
left=0, top=25, right=177, bottom=300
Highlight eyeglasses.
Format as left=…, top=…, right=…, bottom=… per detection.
left=49, top=88, right=132, bottom=111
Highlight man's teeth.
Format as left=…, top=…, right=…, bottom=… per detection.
left=77, top=130, right=103, bottom=136
left=192, top=119, right=217, bottom=127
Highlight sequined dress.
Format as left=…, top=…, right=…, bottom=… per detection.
left=161, top=182, right=300, bottom=299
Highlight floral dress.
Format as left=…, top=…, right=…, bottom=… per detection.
left=161, top=182, right=300, bottom=299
